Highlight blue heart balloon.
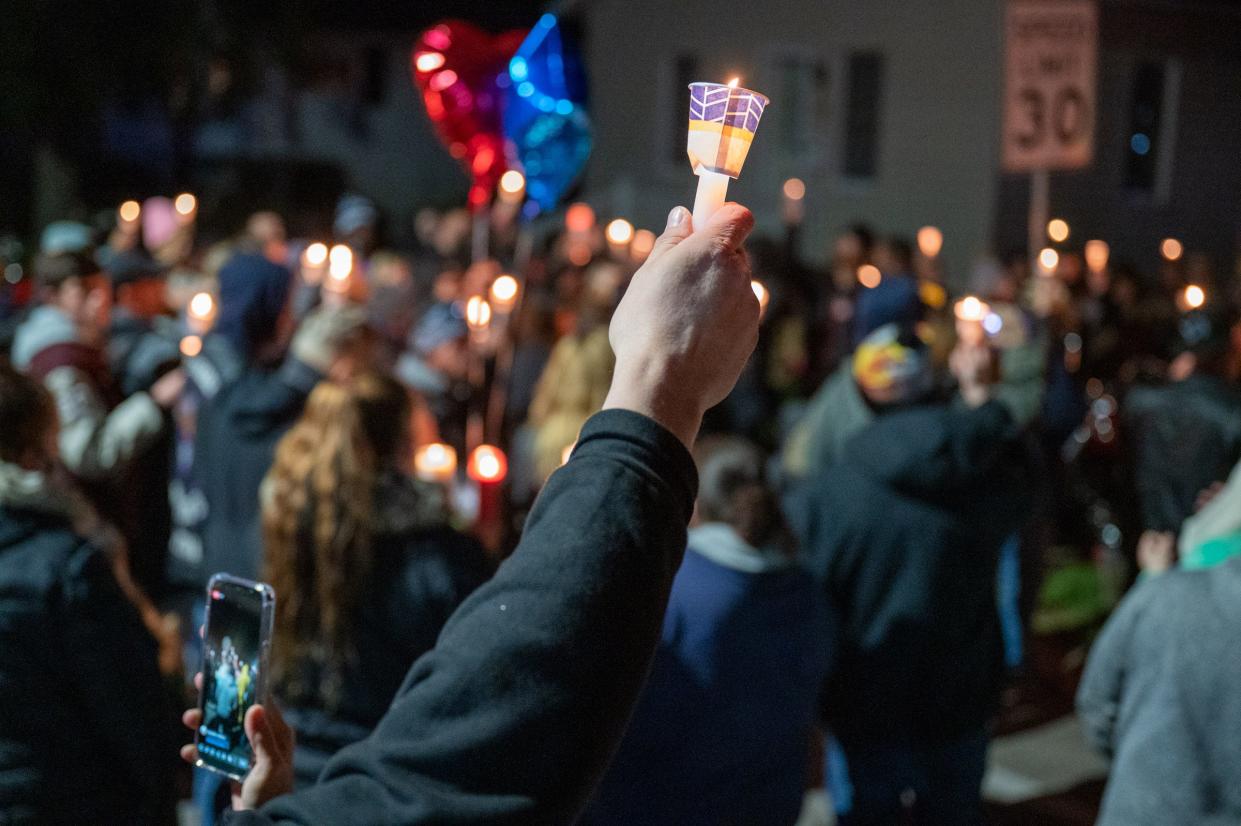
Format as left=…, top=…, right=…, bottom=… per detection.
left=503, top=14, right=592, bottom=216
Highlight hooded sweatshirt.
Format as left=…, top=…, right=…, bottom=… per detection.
left=798, top=400, right=1030, bottom=745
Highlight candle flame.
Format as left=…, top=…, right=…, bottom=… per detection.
left=727, top=77, right=740, bottom=88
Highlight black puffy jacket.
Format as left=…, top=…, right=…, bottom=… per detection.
left=0, top=506, right=175, bottom=824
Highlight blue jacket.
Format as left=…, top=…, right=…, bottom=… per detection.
left=581, top=526, right=834, bottom=826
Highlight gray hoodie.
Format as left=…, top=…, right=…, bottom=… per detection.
left=1078, top=557, right=1241, bottom=826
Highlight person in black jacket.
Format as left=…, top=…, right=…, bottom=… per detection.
left=260, top=372, right=489, bottom=786
left=0, top=363, right=176, bottom=824
left=179, top=202, right=761, bottom=824
left=797, top=341, right=1032, bottom=826
left=192, top=253, right=372, bottom=585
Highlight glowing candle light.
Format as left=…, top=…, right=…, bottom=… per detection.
left=605, top=218, right=634, bottom=246
left=1038, top=247, right=1060, bottom=275
left=174, top=192, right=197, bottom=217
left=1085, top=240, right=1109, bottom=274
left=498, top=170, right=526, bottom=204
left=414, top=51, right=446, bottom=73
left=565, top=202, right=595, bottom=233
left=782, top=178, right=806, bottom=225
left=1047, top=218, right=1070, bottom=243
left=857, top=264, right=882, bottom=289
left=468, top=444, right=508, bottom=483
left=180, top=335, right=203, bottom=358
left=917, top=226, right=944, bottom=259
left=954, top=295, right=991, bottom=346
left=414, top=442, right=457, bottom=482
left=119, top=200, right=141, bottom=224
left=187, top=291, right=216, bottom=333
left=1161, top=238, right=1183, bottom=262
left=466, top=295, right=492, bottom=330
left=1184, top=284, right=1206, bottom=310
left=328, top=244, right=353, bottom=285
left=490, top=274, right=519, bottom=311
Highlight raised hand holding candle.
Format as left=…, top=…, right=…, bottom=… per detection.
left=687, top=78, right=769, bottom=230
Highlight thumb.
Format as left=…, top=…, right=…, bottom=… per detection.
left=696, top=202, right=756, bottom=255
left=645, top=206, right=693, bottom=263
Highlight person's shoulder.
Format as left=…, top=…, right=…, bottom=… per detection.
left=0, top=512, right=101, bottom=600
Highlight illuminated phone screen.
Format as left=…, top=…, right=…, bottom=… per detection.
left=197, top=580, right=267, bottom=777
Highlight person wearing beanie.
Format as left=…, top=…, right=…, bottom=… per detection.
left=794, top=337, right=1032, bottom=825
left=395, top=301, right=472, bottom=452
left=105, top=248, right=180, bottom=396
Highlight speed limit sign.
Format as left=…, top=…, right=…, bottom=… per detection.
left=1002, top=0, right=1098, bottom=172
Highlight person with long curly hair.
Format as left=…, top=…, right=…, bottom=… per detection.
left=260, top=372, right=489, bottom=786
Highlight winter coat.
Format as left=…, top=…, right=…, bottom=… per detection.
left=581, top=524, right=834, bottom=826
left=1078, top=558, right=1241, bottom=826
left=0, top=461, right=175, bottom=824
left=797, top=400, right=1031, bottom=746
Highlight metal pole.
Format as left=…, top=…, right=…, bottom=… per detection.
left=1028, top=169, right=1049, bottom=274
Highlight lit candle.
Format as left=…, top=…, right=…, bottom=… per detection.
left=857, top=264, right=882, bottom=289
left=465, top=295, right=492, bottom=332
left=782, top=178, right=806, bottom=226
left=118, top=200, right=141, bottom=226
left=1085, top=240, right=1109, bottom=274
left=1161, top=238, right=1183, bottom=262
left=324, top=244, right=353, bottom=299
left=917, top=226, right=943, bottom=259
left=498, top=170, right=526, bottom=205
left=605, top=218, right=634, bottom=257
left=187, top=291, right=216, bottom=334
left=468, top=444, right=507, bottom=484
left=490, top=274, right=520, bottom=312
left=1038, top=247, right=1059, bottom=277
left=1182, top=284, right=1206, bottom=311
left=1047, top=218, right=1069, bottom=243
left=414, top=442, right=458, bottom=483
left=687, top=77, right=769, bottom=230
left=954, top=295, right=991, bottom=346
left=174, top=193, right=197, bottom=223
left=301, top=242, right=328, bottom=285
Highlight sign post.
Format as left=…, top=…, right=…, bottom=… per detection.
left=1002, top=0, right=1098, bottom=271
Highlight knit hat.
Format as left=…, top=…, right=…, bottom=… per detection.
left=411, top=302, right=468, bottom=356
left=852, top=323, right=932, bottom=405
left=853, top=274, right=924, bottom=346
left=214, top=253, right=294, bottom=358
left=334, top=194, right=379, bottom=237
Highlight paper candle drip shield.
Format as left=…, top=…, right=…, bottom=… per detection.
left=687, top=82, right=769, bottom=178
left=687, top=81, right=769, bottom=229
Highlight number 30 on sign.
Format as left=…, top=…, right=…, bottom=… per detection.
left=1002, top=0, right=1098, bottom=172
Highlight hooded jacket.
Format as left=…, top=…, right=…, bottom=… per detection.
left=797, top=399, right=1030, bottom=745
left=0, top=461, right=175, bottom=824
left=1078, top=558, right=1241, bottom=826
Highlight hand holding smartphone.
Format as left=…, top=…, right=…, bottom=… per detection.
left=195, top=574, right=275, bottom=780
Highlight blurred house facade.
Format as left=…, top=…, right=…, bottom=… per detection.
left=584, top=0, right=1241, bottom=280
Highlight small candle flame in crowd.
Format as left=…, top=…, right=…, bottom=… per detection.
left=857, top=264, right=882, bottom=289
left=955, top=295, right=989, bottom=322
left=303, top=242, right=328, bottom=267
left=466, top=295, right=492, bottom=330
left=1161, top=237, right=1184, bottom=262
left=328, top=244, right=353, bottom=285
left=1184, top=284, right=1206, bottom=309
left=490, top=274, right=519, bottom=310
left=605, top=218, right=634, bottom=246
left=414, top=51, right=446, bottom=73
left=189, top=291, right=215, bottom=322
left=1085, top=240, right=1110, bottom=273
left=565, top=202, right=595, bottom=234
left=1047, top=218, right=1070, bottom=243
left=119, top=200, right=141, bottom=223
left=499, top=170, right=526, bottom=196
left=180, top=335, right=203, bottom=358
left=727, top=77, right=740, bottom=89
left=782, top=178, right=806, bottom=201
left=1038, top=247, right=1060, bottom=274
left=174, top=193, right=197, bottom=217
left=917, top=226, right=943, bottom=259
left=414, top=442, right=457, bottom=482
left=468, top=445, right=508, bottom=484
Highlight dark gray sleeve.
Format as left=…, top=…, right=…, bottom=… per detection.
left=226, top=409, right=697, bottom=826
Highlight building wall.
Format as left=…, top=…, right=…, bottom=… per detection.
left=584, top=0, right=1006, bottom=277
left=993, top=2, right=1241, bottom=278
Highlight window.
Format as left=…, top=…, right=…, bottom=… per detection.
left=668, top=53, right=700, bottom=167
left=842, top=51, right=884, bottom=179
left=1123, top=59, right=1180, bottom=198
left=772, top=54, right=831, bottom=163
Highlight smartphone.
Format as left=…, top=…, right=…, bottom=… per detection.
left=195, top=574, right=275, bottom=779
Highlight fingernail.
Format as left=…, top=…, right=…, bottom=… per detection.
left=667, top=206, right=689, bottom=228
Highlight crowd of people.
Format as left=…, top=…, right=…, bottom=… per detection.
left=1, top=177, right=1239, bottom=826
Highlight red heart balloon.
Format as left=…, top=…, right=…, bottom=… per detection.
left=412, top=21, right=527, bottom=211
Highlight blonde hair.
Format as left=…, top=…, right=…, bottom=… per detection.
left=261, top=372, right=410, bottom=707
